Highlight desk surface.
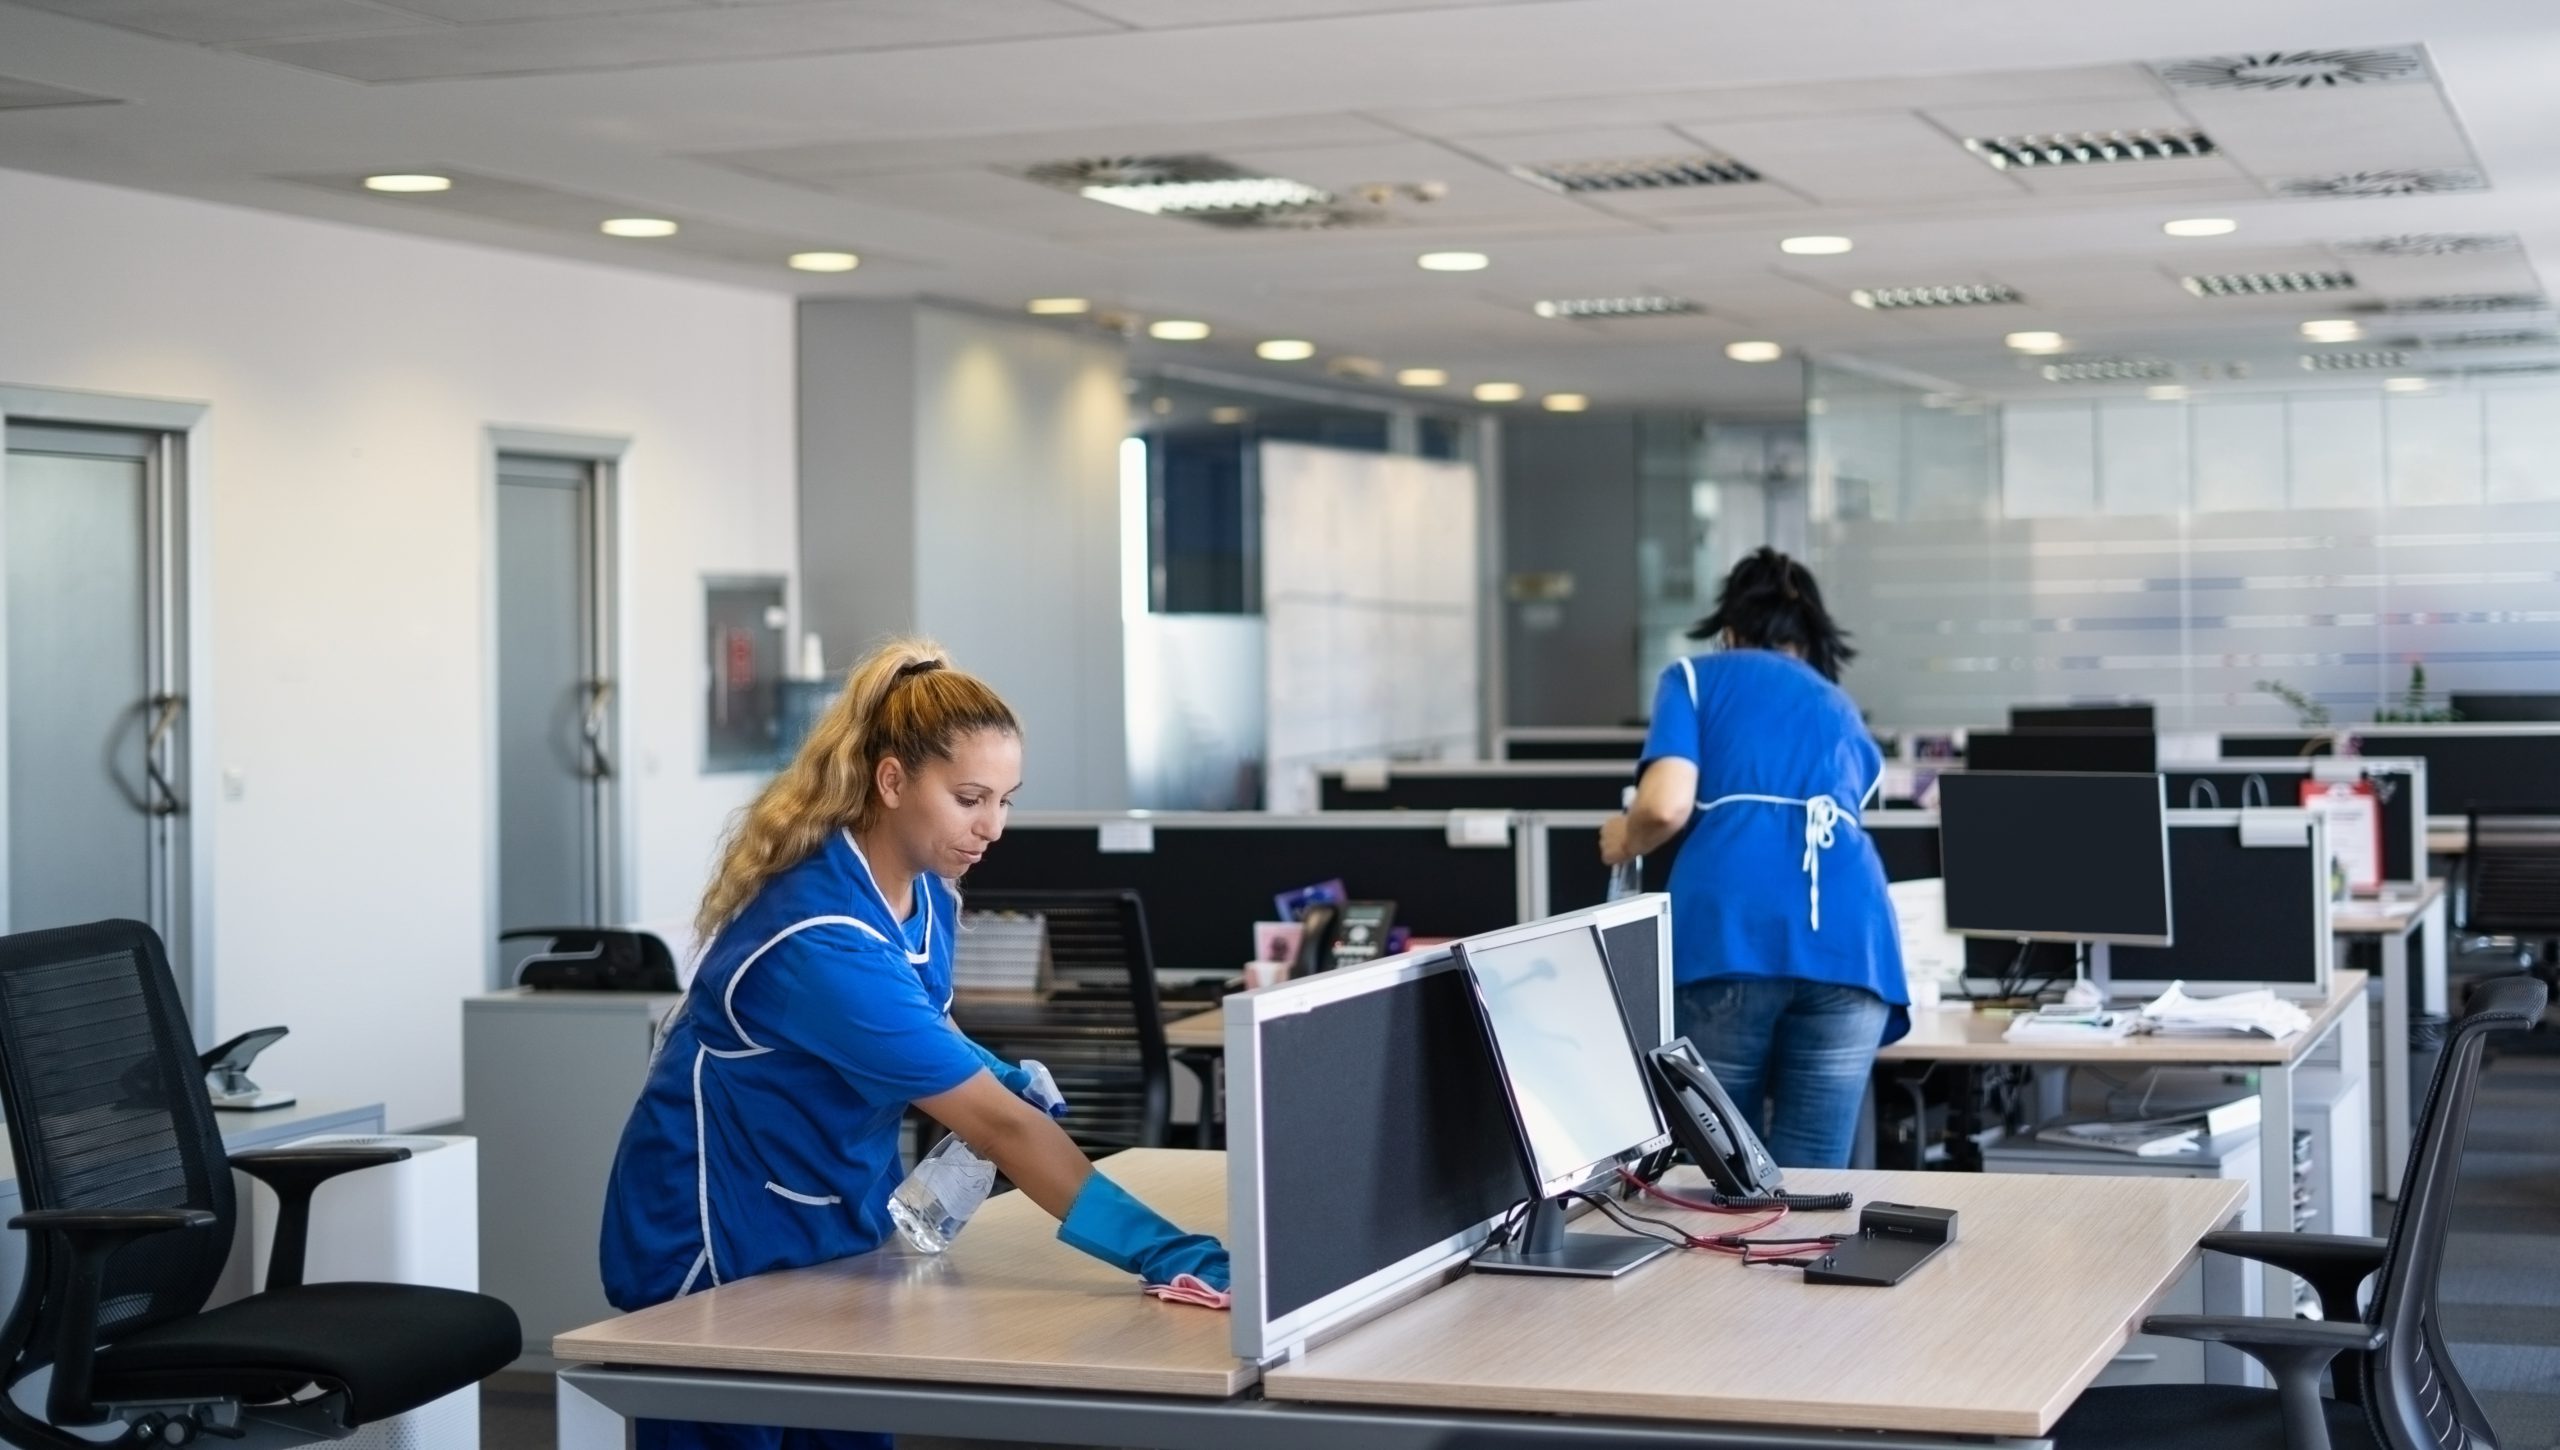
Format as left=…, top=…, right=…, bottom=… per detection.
left=1165, top=1009, right=1223, bottom=1052
left=553, top=1148, right=1248, bottom=1398
left=1880, top=968, right=2365, bottom=1064
left=1265, top=1166, right=2244, bottom=1438
left=2333, top=878, right=2446, bottom=935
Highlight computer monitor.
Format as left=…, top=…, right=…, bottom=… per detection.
left=1938, top=772, right=2173, bottom=948
left=2011, top=703, right=2156, bottom=731
left=1964, top=728, right=2158, bottom=774
left=1454, top=920, right=1673, bottom=1279
left=2448, top=693, right=2560, bottom=724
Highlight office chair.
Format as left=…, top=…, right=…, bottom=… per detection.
left=946, top=890, right=1172, bottom=1153
left=0, top=919, right=520, bottom=1447
left=2048, top=970, right=2549, bottom=1450
left=2460, top=806, right=2560, bottom=972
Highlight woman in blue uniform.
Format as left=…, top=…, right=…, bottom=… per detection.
left=1600, top=549, right=1906, bottom=1168
left=602, top=639, right=1225, bottom=1450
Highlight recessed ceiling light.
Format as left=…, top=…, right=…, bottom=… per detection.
left=1148, top=320, right=1211, bottom=341
left=1779, top=235, right=1854, bottom=256
left=1726, top=341, right=1784, bottom=363
left=2162, top=218, right=2238, bottom=238
left=1256, top=339, right=1316, bottom=361
left=1418, top=251, right=1490, bottom=272
left=1542, top=393, right=1589, bottom=412
left=363, top=173, right=451, bottom=193
left=2301, top=318, right=2364, bottom=343
left=1027, top=297, right=1091, bottom=315
left=1209, top=406, right=1250, bottom=424
left=601, top=218, right=678, bottom=238
left=1397, top=368, right=1448, bottom=387
left=2146, top=384, right=2191, bottom=401
left=788, top=251, right=859, bottom=273
left=2005, top=331, right=2067, bottom=354
left=2383, top=376, right=2431, bottom=393
left=1474, top=382, right=1524, bottom=402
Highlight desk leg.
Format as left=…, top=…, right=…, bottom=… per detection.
left=1176, top=1051, right=1220, bottom=1150
left=558, top=1368, right=625, bottom=1450
left=2334, top=993, right=2373, bottom=1237
left=2421, top=894, right=2449, bottom=1014
left=2258, top=1060, right=2296, bottom=1320
left=2381, top=932, right=2411, bottom=1201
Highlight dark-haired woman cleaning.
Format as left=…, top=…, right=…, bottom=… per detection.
left=1600, top=548, right=1906, bottom=1168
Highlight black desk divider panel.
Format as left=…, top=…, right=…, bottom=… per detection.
left=2165, top=759, right=2424, bottom=883
left=1539, top=812, right=1943, bottom=920
left=1499, top=729, right=1647, bottom=762
left=1960, top=811, right=2329, bottom=995
left=1601, top=915, right=1664, bottom=1050
left=2357, top=729, right=2560, bottom=817
left=967, top=813, right=1524, bottom=973
left=2217, top=731, right=2340, bottom=759
left=1316, top=764, right=1631, bottom=812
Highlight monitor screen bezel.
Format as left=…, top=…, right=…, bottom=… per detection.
left=1937, top=770, right=2176, bottom=948
left=1452, top=920, right=1671, bottom=1202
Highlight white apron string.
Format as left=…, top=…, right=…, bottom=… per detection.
left=1696, top=792, right=1846, bottom=931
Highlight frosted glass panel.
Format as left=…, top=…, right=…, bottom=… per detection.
left=2288, top=396, right=2384, bottom=510
left=2001, top=403, right=2096, bottom=518
left=2486, top=390, right=2560, bottom=502
left=2099, top=400, right=2189, bottom=516
left=2386, top=393, right=2484, bottom=507
left=2192, top=401, right=2286, bottom=513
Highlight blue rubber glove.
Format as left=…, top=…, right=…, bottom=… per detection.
left=1058, top=1172, right=1230, bottom=1291
left=962, top=1037, right=1067, bottom=1118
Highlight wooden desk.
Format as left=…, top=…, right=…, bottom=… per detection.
left=558, top=1155, right=2243, bottom=1448
left=1165, top=1008, right=1224, bottom=1052
left=2332, top=879, right=2447, bottom=1197
left=1266, top=1168, right=2245, bottom=1439
left=1880, top=971, right=2369, bottom=1308
left=555, top=1147, right=1244, bottom=1399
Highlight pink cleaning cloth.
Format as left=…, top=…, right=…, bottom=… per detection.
left=1142, top=1274, right=1232, bottom=1310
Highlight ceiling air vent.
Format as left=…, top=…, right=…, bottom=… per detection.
left=2274, top=169, right=2487, bottom=199
left=2394, top=330, right=2560, bottom=352
left=2330, top=233, right=2518, bottom=259
left=2365, top=294, right=2551, bottom=316
left=1964, top=128, right=2214, bottom=170
left=2182, top=270, right=2357, bottom=298
left=2040, top=357, right=2178, bottom=383
left=1511, top=153, right=1761, bottom=194
left=2455, top=361, right=2560, bottom=379
left=1017, top=154, right=1368, bottom=229
left=1850, top=283, right=2022, bottom=310
left=1532, top=296, right=1705, bottom=319
left=2300, top=351, right=2411, bottom=372
left=2153, top=47, right=2428, bottom=92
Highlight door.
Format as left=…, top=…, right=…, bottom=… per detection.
left=495, top=455, right=616, bottom=985
left=2, top=423, right=191, bottom=1002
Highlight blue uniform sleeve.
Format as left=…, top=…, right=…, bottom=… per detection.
left=1639, top=660, right=1703, bottom=772
left=726, top=925, right=986, bottom=1104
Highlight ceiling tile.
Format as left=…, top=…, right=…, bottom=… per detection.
left=375, top=0, right=692, bottom=23
left=1922, top=97, right=2200, bottom=144
left=701, top=113, right=1403, bottom=180
left=237, top=0, right=1116, bottom=82
left=2175, top=84, right=2480, bottom=178
left=2003, top=155, right=2261, bottom=199
left=10, top=0, right=430, bottom=46
left=1215, top=139, right=1595, bottom=224
left=0, top=74, right=121, bottom=110
left=1379, top=65, right=2163, bottom=140
left=1675, top=114, right=2026, bottom=205
left=1069, top=0, right=1488, bottom=24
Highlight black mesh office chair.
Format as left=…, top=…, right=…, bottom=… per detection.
left=2049, top=970, right=2549, bottom=1450
left=0, top=920, right=519, bottom=1446
left=2461, top=807, right=2560, bottom=967
left=946, top=890, right=1172, bottom=1153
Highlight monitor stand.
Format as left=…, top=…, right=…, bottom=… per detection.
left=2063, top=942, right=2114, bottom=1010
left=1473, top=1195, right=1675, bottom=1279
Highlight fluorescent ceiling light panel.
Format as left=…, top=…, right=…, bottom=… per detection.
left=1541, top=394, right=1590, bottom=412
left=2146, top=385, right=2190, bottom=401
left=2301, top=351, right=2410, bottom=372
left=1474, top=382, right=1524, bottom=402
left=1027, top=298, right=1090, bottom=315
left=1725, top=341, right=1784, bottom=362
left=2300, top=319, right=2364, bottom=342
left=2182, top=270, right=2356, bottom=297
left=2005, top=331, right=2067, bottom=353
left=1965, top=128, right=2215, bottom=170
left=1397, top=368, right=1449, bottom=387
left=2163, top=218, right=2238, bottom=238
left=2383, top=376, right=2430, bottom=392
left=2040, top=357, right=2177, bottom=382
left=1148, top=320, right=1211, bottom=341
left=1256, top=339, right=1316, bottom=361
left=1511, top=152, right=1760, bottom=193
left=788, top=252, right=859, bottom=272
left=601, top=218, right=677, bottom=237
left=1081, top=176, right=1330, bottom=216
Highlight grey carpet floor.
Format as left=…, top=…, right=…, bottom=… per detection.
left=488, top=1052, right=2560, bottom=1450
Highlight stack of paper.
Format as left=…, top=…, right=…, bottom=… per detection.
left=2139, top=983, right=2312, bottom=1039
left=2004, top=1007, right=2140, bottom=1043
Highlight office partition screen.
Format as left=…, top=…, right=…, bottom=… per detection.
left=1317, top=764, right=1632, bottom=812
left=2166, top=759, right=2424, bottom=882
left=968, top=814, right=1524, bottom=974
left=2356, top=729, right=2560, bottom=817
left=1541, top=814, right=1942, bottom=921
left=1498, top=728, right=1647, bottom=762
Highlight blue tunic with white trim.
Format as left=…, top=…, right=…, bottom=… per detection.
left=599, top=828, right=983, bottom=1312
left=1642, top=650, right=1910, bottom=1045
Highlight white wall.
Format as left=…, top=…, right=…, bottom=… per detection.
left=0, top=167, right=796, bottom=1129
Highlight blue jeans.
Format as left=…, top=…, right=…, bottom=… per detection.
left=1674, top=978, right=1888, bottom=1170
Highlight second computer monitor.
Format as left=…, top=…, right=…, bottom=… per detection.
left=1965, top=729, right=2158, bottom=774
left=1938, top=771, right=2173, bottom=946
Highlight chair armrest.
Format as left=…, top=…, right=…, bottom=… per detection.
left=2142, top=1315, right=2386, bottom=1450
left=2201, top=1231, right=2387, bottom=1325
left=7, top=1208, right=217, bottom=1427
left=231, top=1146, right=410, bottom=1293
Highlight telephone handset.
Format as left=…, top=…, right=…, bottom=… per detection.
left=1645, top=1037, right=1785, bottom=1199
left=1290, top=903, right=1339, bottom=979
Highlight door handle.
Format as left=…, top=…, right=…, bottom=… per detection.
left=581, top=680, right=615, bottom=781
left=140, top=694, right=186, bottom=817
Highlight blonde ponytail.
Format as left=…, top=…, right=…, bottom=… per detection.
left=694, top=637, right=1018, bottom=941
